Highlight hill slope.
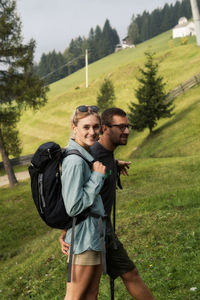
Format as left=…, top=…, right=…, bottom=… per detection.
left=18, top=31, right=200, bottom=156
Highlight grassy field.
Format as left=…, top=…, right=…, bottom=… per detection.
left=0, top=30, right=200, bottom=299
left=0, top=154, right=199, bottom=299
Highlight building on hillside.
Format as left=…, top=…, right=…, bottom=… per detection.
left=122, top=36, right=135, bottom=49
left=172, top=17, right=196, bottom=38
left=115, top=36, right=135, bottom=52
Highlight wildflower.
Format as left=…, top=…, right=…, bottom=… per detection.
left=190, top=287, right=197, bottom=292
left=149, top=264, right=153, bottom=267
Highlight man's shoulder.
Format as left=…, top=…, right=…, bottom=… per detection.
left=90, top=142, right=101, bottom=158
left=91, top=142, right=110, bottom=156
left=91, top=141, right=100, bottom=151
left=91, top=142, right=115, bottom=165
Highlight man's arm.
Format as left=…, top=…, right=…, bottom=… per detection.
left=116, top=160, right=132, bottom=176
left=59, top=230, right=70, bottom=256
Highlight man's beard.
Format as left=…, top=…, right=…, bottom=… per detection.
left=114, top=134, right=129, bottom=146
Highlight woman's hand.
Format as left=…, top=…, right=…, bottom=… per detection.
left=59, top=230, right=70, bottom=256
left=92, top=161, right=106, bottom=175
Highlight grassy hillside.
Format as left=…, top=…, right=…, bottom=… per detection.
left=0, top=156, right=199, bottom=299
left=115, top=84, right=200, bottom=160
left=17, top=31, right=200, bottom=156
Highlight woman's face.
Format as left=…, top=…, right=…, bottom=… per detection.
left=73, top=115, right=101, bottom=149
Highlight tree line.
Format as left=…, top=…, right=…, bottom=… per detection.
left=34, top=20, right=119, bottom=85
left=35, top=0, right=200, bottom=85
left=128, top=0, right=200, bottom=44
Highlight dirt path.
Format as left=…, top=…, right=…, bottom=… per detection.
left=0, top=171, right=29, bottom=187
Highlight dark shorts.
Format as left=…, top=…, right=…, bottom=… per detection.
left=106, top=221, right=136, bottom=279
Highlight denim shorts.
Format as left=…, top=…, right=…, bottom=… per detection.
left=106, top=221, right=136, bottom=279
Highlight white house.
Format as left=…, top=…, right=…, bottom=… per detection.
left=121, top=36, right=135, bottom=49
left=115, top=37, right=135, bottom=52
left=172, top=17, right=196, bottom=38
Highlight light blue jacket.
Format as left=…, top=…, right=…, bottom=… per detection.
left=61, top=139, right=106, bottom=254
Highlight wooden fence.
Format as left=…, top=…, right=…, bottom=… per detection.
left=0, top=154, right=33, bottom=169
left=166, top=72, right=200, bottom=102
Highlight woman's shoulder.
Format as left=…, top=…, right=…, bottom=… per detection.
left=63, top=151, right=86, bottom=167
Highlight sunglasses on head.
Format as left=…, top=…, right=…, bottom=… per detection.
left=76, top=105, right=99, bottom=113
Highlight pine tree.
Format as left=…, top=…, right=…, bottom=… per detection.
left=128, top=51, right=174, bottom=135
left=101, top=19, right=119, bottom=57
left=128, top=17, right=139, bottom=44
left=161, top=4, right=172, bottom=32
left=88, top=28, right=96, bottom=63
left=140, top=11, right=150, bottom=41
left=38, top=53, right=50, bottom=77
left=149, top=9, right=162, bottom=37
left=0, top=0, right=48, bottom=186
left=97, top=78, right=116, bottom=112
left=94, top=25, right=102, bottom=60
left=181, top=0, right=192, bottom=19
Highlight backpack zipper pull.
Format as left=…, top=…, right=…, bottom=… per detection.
left=47, top=149, right=52, bottom=159
left=38, top=174, right=46, bottom=209
left=56, top=172, right=59, bottom=183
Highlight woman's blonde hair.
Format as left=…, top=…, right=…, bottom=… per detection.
left=71, top=106, right=101, bottom=126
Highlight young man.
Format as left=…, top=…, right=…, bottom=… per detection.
left=60, top=108, right=155, bottom=300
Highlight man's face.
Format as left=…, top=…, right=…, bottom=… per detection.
left=107, top=115, right=130, bottom=146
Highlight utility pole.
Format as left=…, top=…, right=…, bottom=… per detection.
left=190, top=0, right=200, bottom=46
left=85, top=49, right=88, bottom=88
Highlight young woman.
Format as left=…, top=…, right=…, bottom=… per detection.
left=61, top=105, right=106, bottom=300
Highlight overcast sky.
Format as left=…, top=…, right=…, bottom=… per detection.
left=16, top=0, right=178, bottom=62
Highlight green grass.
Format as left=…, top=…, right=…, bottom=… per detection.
left=0, top=155, right=200, bottom=299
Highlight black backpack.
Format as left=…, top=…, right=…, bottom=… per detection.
left=28, top=141, right=93, bottom=230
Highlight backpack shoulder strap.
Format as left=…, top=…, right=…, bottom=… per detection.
left=63, top=149, right=94, bottom=169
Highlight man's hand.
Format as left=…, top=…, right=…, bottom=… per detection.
left=59, top=230, right=70, bottom=256
left=117, top=160, right=132, bottom=176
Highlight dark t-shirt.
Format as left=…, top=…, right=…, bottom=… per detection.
left=90, top=142, right=117, bottom=216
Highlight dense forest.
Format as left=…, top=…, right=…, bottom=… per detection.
left=34, top=0, right=200, bottom=85
left=128, top=0, right=200, bottom=44
left=34, top=19, right=119, bottom=84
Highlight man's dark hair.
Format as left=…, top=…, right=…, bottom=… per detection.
left=101, top=108, right=127, bottom=125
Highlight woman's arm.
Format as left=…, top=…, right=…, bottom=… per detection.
left=62, top=158, right=105, bottom=217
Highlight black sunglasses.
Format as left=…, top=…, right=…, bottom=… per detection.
left=76, top=105, right=99, bottom=113
left=106, top=123, right=133, bottom=132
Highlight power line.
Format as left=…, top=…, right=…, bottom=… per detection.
left=40, top=47, right=95, bottom=82
left=41, top=53, right=85, bottom=81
